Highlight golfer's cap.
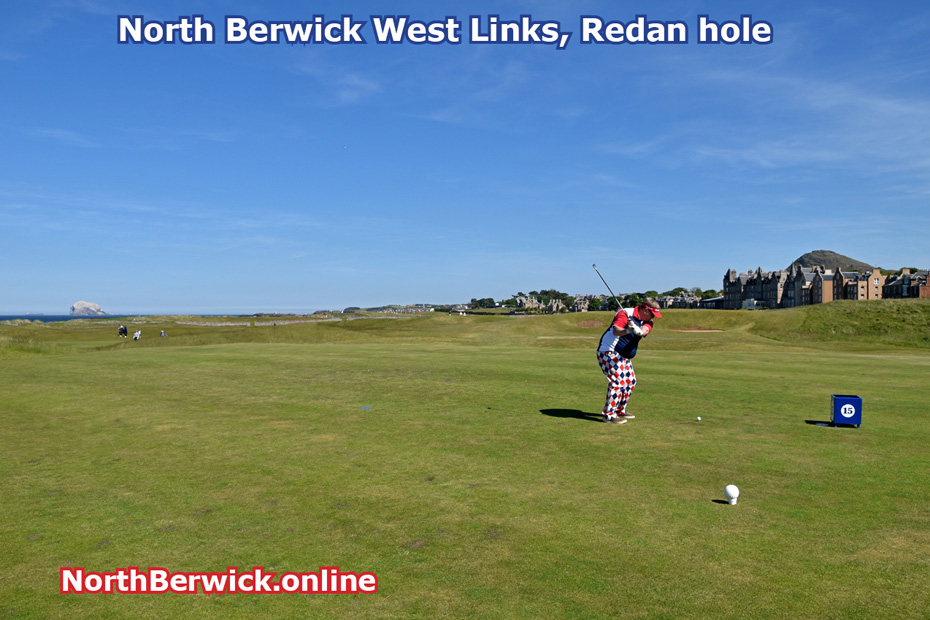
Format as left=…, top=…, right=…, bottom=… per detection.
left=641, top=298, right=662, bottom=318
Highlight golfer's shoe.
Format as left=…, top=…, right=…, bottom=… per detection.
left=618, top=413, right=635, bottom=419
left=602, top=415, right=627, bottom=424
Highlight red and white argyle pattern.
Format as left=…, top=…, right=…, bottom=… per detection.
left=596, top=351, right=637, bottom=417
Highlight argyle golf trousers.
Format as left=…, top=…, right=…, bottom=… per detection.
left=596, top=351, right=637, bottom=417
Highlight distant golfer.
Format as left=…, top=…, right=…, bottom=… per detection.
left=596, top=297, right=662, bottom=424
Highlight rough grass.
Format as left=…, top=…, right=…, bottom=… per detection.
left=4, top=298, right=930, bottom=352
left=1, top=301, right=929, bottom=618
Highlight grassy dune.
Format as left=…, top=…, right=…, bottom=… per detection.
left=1, top=300, right=929, bottom=618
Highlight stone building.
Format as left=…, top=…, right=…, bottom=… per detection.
left=833, top=268, right=884, bottom=301
left=722, top=264, right=887, bottom=309
left=761, top=269, right=789, bottom=308
left=657, top=292, right=699, bottom=309
left=811, top=270, right=835, bottom=304
left=883, top=269, right=930, bottom=299
left=515, top=295, right=543, bottom=310
left=571, top=297, right=590, bottom=312
left=721, top=262, right=930, bottom=308
left=782, top=265, right=827, bottom=308
left=722, top=269, right=748, bottom=310
left=724, top=267, right=790, bottom=309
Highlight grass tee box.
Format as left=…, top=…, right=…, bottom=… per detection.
left=831, top=394, right=862, bottom=427
left=2, top=306, right=930, bottom=619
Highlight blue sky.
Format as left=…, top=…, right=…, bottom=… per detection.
left=2, top=0, right=929, bottom=314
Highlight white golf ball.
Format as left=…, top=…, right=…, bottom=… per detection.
left=697, top=416, right=701, bottom=421
left=725, top=484, right=740, bottom=505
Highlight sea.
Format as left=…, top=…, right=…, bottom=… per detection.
left=0, top=314, right=249, bottom=323
left=0, top=315, right=124, bottom=323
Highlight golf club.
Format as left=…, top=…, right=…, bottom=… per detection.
left=592, top=264, right=623, bottom=309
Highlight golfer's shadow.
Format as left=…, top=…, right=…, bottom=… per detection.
left=540, top=408, right=603, bottom=423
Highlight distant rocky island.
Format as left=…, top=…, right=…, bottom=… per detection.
left=70, top=301, right=108, bottom=317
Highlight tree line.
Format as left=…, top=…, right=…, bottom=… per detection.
left=470, top=287, right=722, bottom=311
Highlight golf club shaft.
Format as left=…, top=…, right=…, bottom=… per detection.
left=592, top=264, right=623, bottom=309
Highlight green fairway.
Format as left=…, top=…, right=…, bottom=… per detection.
left=2, top=305, right=930, bottom=618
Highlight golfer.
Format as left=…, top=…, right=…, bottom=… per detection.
left=596, top=297, right=662, bottom=424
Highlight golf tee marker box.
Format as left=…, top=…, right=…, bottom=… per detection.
left=831, top=394, right=862, bottom=428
